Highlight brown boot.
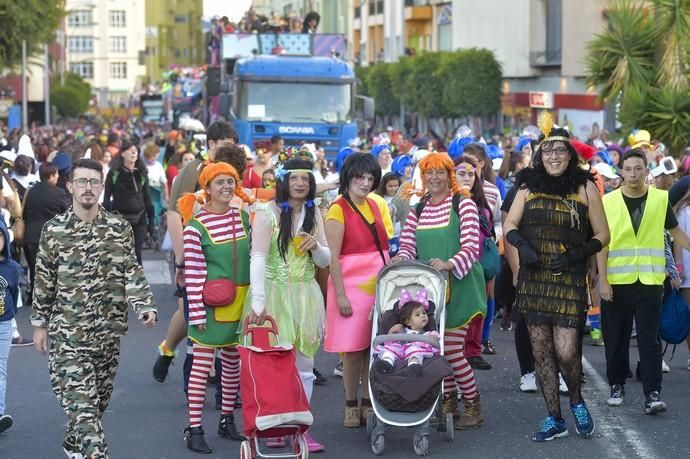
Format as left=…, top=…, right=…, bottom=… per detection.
left=455, top=394, right=485, bottom=430
left=344, top=406, right=360, bottom=428
left=441, top=391, right=459, bottom=418
left=433, top=390, right=460, bottom=428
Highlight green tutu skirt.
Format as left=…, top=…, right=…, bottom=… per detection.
left=242, top=279, right=325, bottom=358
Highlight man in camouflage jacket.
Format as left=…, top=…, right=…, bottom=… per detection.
left=31, top=158, right=157, bottom=459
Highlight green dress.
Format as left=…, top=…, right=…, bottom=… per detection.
left=414, top=201, right=486, bottom=329
left=243, top=203, right=325, bottom=357
left=187, top=210, right=250, bottom=347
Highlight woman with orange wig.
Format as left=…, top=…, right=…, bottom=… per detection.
left=178, top=162, right=254, bottom=454
left=393, top=152, right=487, bottom=430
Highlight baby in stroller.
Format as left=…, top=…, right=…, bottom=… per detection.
left=373, top=288, right=440, bottom=377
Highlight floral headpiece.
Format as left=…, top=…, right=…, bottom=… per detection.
left=274, top=163, right=314, bottom=182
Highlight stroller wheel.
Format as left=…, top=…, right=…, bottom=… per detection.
left=413, top=431, right=429, bottom=457
left=366, top=410, right=376, bottom=438
left=442, top=413, right=454, bottom=441
left=371, top=433, right=385, bottom=456
left=239, top=440, right=252, bottom=459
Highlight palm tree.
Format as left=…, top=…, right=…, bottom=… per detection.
left=585, top=0, right=690, bottom=153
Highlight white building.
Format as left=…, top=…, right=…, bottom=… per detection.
left=64, top=0, right=146, bottom=106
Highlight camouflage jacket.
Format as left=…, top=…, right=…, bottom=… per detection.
left=30, top=206, right=156, bottom=341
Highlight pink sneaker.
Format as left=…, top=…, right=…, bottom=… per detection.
left=303, top=431, right=324, bottom=453
left=265, top=437, right=286, bottom=448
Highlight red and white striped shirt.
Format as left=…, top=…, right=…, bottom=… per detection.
left=483, top=181, right=503, bottom=238
left=184, top=208, right=247, bottom=325
left=398, top=194, right=480, bottom=280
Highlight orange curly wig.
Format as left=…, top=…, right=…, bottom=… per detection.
left=177, top=162, right=254, bottom=224
left=418, top=153, right=462, bottom=196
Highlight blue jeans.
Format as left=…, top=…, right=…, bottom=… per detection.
left=0, top=320, right=11, bottom=415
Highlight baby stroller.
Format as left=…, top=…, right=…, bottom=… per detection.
left=367, top=260, right=453, bottom=456
left=237, top=317, right=312, bottom=459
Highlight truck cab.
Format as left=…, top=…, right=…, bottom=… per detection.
left=218, top=34, right=373, bottom=159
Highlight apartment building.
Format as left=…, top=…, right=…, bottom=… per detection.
left=145, top=0, right=204, bottom=83
left=347, top=0, right=609, bottom=135
left=350, top=0, right=433, bottom=64
left=64, top=0, right=146, bottom=106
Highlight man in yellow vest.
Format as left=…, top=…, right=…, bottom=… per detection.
left=598, top=149, right=690, bottom=415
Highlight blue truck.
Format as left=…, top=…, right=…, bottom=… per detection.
left=217, top=33, right=373, bottom=158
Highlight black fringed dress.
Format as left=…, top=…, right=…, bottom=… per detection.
left=515, top=192, right=589, bottom=328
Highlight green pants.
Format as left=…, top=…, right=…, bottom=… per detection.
left=49, top=337, right=120, bottom=459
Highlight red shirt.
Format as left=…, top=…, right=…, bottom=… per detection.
left=242, top=167, right=263, bottom=189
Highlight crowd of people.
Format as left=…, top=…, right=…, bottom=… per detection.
left=1, top=113, right=690, bottom=457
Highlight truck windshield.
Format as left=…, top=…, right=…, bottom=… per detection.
left=238, top=81, right=352, bottom=123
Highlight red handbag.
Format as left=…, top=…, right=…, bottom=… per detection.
left=202, top=232, right=238, bottom=307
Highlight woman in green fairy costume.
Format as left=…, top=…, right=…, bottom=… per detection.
left=247, top=158, right=331, bottom=453
left=178, top=162, right=254, bottom=454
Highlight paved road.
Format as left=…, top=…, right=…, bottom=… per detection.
left=3, top=254, right=690, bottom=458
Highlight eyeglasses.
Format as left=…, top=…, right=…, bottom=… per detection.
left=542, top=148, right=569, bottom=158
left=72, top=178, right=102, bottom=188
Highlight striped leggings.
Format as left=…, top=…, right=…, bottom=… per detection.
left=188, top=344, right=240, bottom=428
left=442, top=326, right=478, bottom=400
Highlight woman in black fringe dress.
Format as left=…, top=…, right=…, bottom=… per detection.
left=504, top=115, right=609, bottom=442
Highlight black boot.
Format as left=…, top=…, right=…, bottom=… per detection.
left=218, top=413, right=246, bottom=441
left=184, top=426, right=212, bottom=454
left=153, top=354, right=174, bottom=383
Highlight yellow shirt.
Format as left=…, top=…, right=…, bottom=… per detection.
left=325, top=193, right=395, bottom=239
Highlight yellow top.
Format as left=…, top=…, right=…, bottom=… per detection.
left=325, top=193, right=395, bottom=239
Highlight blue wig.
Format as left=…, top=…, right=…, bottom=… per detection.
left=391, top=154, right=413, bottom=177
left=370, top=144, right=391, bottom=158
left=335, top=147, right=354, bottom=173
left=447, top=136, right=473, bottom=160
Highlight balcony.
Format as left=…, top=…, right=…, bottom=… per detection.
left=405, top=3, right=432, bottom=20
left=529, top=49, right=561, bottom=67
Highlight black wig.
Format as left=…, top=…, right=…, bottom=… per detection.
left=515, top=128, right=593, bottom=197
left=338, top=152, right=381, bottom=196
left=276, top=158, right=317, bottom=261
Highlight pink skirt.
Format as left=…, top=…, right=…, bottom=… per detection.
left=324, top=251, right=384, bottom=352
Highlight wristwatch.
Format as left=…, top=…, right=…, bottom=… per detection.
left=175, top=262, right=185, bottom=269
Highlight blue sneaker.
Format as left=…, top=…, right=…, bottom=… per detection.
left=533, top=416, right=569, bottom=442
left=571, top=402, right=595, bottom=438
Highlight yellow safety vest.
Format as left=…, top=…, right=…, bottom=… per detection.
left=602, top=187, right=667, bottom=285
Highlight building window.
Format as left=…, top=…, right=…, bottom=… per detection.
left=183, top=48, right=189, bottom=57
left=545, top=0, right=563, bottom=64
left=174, top=14, right=187, bottom=23
left=68, top=36, right=94, bottom=53
left=109, top=10, right=126, bottom=28
left=110, top=62, right=127, bottom=79
left=70, top=62, right=93, bottom=79
left=68, top=10, right=92, bottom=27
left=109, top=36, right=127, bottom=53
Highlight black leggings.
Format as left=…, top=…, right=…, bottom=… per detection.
left=528, top=323, right=583, bottom=418
left=513, top=310, right=535, bottom=376
left=131, top=223, right=147, bottom=265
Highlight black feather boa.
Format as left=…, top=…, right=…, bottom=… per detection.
left=515, top=165, right=594, bottom=197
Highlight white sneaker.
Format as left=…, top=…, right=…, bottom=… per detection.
left=558, top=373, right=568, bottom=395
left=520, top=371, right=538, bottom=393
left=661, top=359, right=670, bottom=373
left=333, top=360, right=343, bottom=377
left=687, top=359, right=690, bottom=372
